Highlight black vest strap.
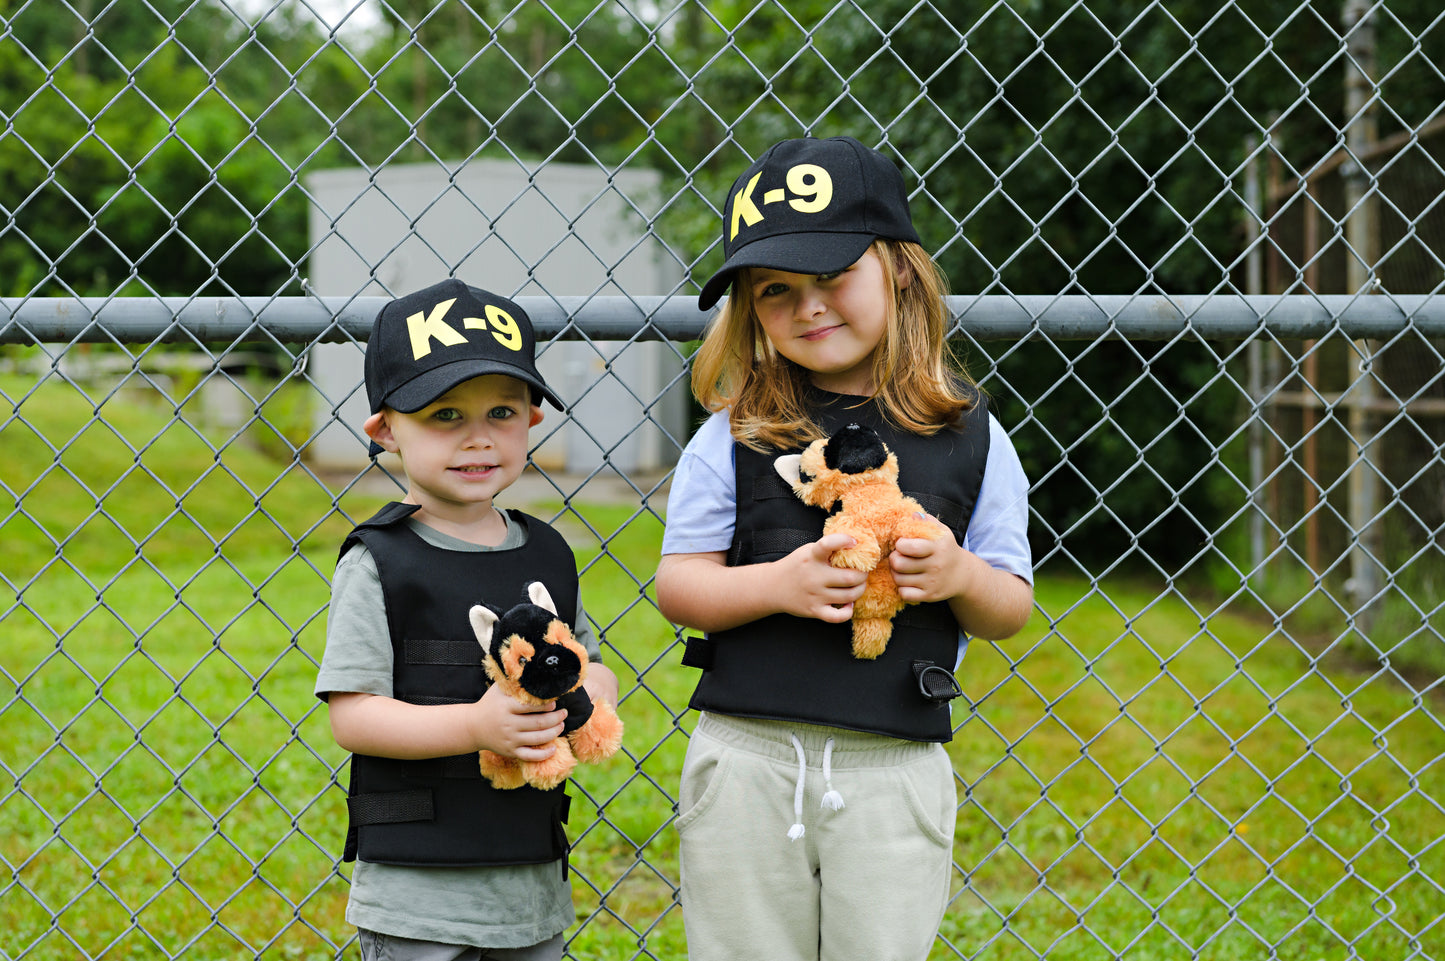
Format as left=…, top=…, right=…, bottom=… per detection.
left=338, top=504, right=581, bottom=867
left=347, top=789, right=433, bottom=826
left=687, top=390, right=991, bottom=742
left=405, top=638, right=487, bottom=665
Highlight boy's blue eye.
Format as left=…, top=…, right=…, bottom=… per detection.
left=490, top=406, right=516, bottom=420
left=434, top=408, right=462, bottom=422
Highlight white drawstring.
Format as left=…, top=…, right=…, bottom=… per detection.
left=821, top=737, right=845, bottom=811
left=788, top=735, right=808, bottom=840
left=787, top=734, right=846, bottom=840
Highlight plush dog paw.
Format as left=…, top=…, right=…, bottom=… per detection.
left=896, top=512, right=947, bottom=543
left=569, top=702, right=624, bottom=762
left=831, top=543, right=882, bottom=571
left=479, top=750, right=527, bottom=790
left=522, top=739, right=577, bottom=791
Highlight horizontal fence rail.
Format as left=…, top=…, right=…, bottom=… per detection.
left=6, top=294, right=1445, bottom=343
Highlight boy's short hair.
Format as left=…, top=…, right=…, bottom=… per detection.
left=365, top=278, right=562, bottom=414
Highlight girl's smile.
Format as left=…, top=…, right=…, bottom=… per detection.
left=748, top=248, right=902, bottom=396
left=800, top=323, right=844, bottom=342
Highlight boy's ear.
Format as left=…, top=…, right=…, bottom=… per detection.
left=529, top=404, right=544, bottom=428
left=363, top=411, right=399, bottom=453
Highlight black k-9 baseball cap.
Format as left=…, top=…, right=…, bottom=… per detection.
left=364, top=278, right=562, bottom=415
left=697, top=136, right=923, bottom=310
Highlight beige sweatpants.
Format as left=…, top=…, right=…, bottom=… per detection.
left=676, top=713, right=956, bottom=961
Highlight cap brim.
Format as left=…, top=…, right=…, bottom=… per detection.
left=697, top=231, right=877, bottom=310
left=381, top=358, right=564, bottom=413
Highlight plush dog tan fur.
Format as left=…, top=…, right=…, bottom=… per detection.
left=468, top=582, right=623, bottom=790
left=775, top=423, right=946, bottom=659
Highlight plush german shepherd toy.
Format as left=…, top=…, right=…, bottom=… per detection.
left=468, top=582, right=623, bottom=790
left=774, top=423, right=946, bottom=659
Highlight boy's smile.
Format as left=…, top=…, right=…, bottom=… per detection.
left=364, top=374, right=543, bottom=536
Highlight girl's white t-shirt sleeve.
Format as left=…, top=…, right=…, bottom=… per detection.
left=661, top=411, right=738, bottom=556
left=963, top=414, right=1034, bottom=585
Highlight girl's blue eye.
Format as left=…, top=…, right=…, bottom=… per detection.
left=817, top=270, right=843, bottom=282
left=759, top=282, right=788, bottom=298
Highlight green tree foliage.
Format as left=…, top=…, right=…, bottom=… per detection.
left=0, top=0, right=708, bottom=295
left=0, top=0, right=325, bottom=295
left=6, top=0, right=1438, bottom=296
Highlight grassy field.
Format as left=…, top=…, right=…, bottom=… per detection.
left=2, top=371, right=1441, bottom=960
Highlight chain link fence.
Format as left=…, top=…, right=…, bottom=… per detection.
left=2, top=1, right=1443, bottom=959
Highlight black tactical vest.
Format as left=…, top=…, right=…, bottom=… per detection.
left=683, top=389, right=990, bottom=742
left=339, top=502, right=580, bottom=867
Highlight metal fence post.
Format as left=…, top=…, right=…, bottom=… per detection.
left=1245, top=134, right=1268, bottom=588
left=1343, top=0, right=1383, bottom=629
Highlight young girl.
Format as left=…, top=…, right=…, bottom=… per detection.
left=656, top=136, right=1034, bottom=961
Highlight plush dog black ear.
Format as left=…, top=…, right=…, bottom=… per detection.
left=824, top=423, right=888, bottom=475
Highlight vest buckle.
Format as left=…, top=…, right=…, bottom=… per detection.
left=912, top=660, right=962, bottom=705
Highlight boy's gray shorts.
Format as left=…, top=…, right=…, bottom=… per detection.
left=357, top=930, right=564, bottom=961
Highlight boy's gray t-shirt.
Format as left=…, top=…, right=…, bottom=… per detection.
left=316, top=513, right=600, bottom=949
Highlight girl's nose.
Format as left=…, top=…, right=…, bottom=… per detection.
left=796, top=285, right=826, bottom=320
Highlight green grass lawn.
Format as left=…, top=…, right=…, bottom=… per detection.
left=2, top=371, right=1441, bottom=960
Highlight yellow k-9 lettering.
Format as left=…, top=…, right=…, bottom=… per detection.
left=729, top=163, right=835, bottom=240
left=406, top=297, right=524, bottom=359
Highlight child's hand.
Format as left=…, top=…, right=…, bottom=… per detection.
left=893, top=512, right=1035, bottom=639
left=779, top=532, right=867, bottom=623
left=469, top=684, right=567, bottom=762
left=890, top=513, right=965, bottom=604
left=583, top=662, right=621, bottom=710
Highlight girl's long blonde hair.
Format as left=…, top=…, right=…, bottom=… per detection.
left=690, top=239, right=976, bottom=451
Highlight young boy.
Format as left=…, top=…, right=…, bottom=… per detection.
left=316, top=278, right=620, bottom=961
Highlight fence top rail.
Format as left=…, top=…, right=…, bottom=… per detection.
left=1, top=294, right=1440, bottom=346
